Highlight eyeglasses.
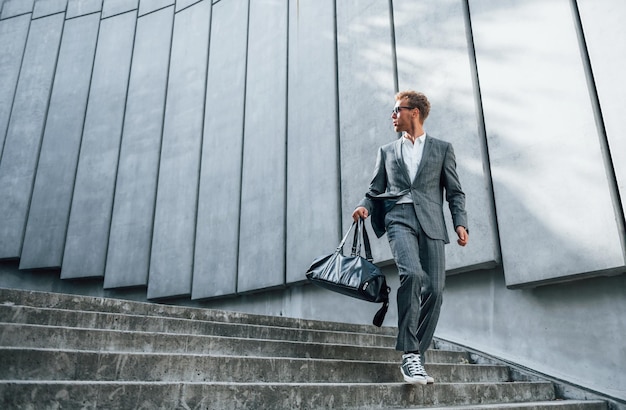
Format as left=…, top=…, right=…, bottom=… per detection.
left=392, top=106, right=414, bottom=116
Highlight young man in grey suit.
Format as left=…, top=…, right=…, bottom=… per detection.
left=352, top=90, right=468, bottom=385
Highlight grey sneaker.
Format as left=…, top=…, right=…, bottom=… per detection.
left=400, top=353, right=429, bottom=385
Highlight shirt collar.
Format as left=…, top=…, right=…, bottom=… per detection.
left=402, top=132, right=426, bottom=145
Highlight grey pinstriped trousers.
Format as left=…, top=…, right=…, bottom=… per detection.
left=385, top=203, right=446, bottom=355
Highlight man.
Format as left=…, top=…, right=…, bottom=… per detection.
left=352, top=91, right=468, bottom=385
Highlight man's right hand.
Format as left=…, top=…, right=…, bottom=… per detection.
left=352, top=206, right=369, bottom=222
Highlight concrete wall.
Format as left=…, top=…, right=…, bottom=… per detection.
left=438, top=268, right=626, bottom=402
left=0, top=0, right=624, bottom=402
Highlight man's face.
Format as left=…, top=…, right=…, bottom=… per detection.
left=391, top=98, right=413, bottom=133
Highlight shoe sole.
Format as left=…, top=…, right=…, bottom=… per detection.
left=400, top=368, right=428, bottom=385
left=402, top=374, right=428, bottom=385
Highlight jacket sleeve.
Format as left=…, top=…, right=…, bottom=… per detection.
left=442, top=143, right=468, bottom=231
left=357, top=146, right=387, bottom=213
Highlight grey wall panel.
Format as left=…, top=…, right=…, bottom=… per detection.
left=192, top=0, right=248, bottom=299
left=237, top=0, right=287, bottom=293
left=175, top=0, right=200, bottom=13
left=336, top=0, right=395, bottom=263
left=67, top=0, right=102, bottom=18
left=102, top=0, right=137, bottom=18
left=0, top=14, right=30, bottom=159
left=285, top=0, right=339, bottom=284
left=469, top=0, right=624, bottom=287
left=0, top=13, right=64, bottom=260
left=62, top=11, right=136, bottom=279
left=1, top=0, right=34, bottom=19
left=393, top=0, right=500, bottom=272
left=138, top=0, right=173, bottom=16
left=32, top=0, right=67, bottom=18
left=149, top=0, right=210, bottom=299
left=577, top=1, right=626, bottom=225
left=20, top=13, right=100, bottom=269
left=105, top=6, right=173, bottom=289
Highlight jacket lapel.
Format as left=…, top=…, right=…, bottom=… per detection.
left=412, top=134, right=433, bottom=185
left=394, top=137, right=413, bottom=186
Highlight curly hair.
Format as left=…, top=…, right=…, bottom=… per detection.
left=395, top=90, right=430, bottom=124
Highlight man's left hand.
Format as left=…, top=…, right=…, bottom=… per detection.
left=456, top=226, right=468, bottom=247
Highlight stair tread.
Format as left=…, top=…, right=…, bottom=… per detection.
left=0, top=288, right=396, bottom=335
left=0, top=380, right=559, bottom=409
left=0, top=304, right=396, bottom=346
left=0, top=346, right=493, bottom=361
left=1, top=380, right=551, bottom=386
left=0, top=322, right=467, bottom=363
left=417, top=400, right=607, bottom=409
left=0, top=347, right=510, bottom=384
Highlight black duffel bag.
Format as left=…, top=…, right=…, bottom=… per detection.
left=305, top=219, right=390, bottom=327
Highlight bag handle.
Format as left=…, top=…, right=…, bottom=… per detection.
left=351, top=219, right=360, bottom=256
left=337, top=219, right=374, bottom=262
left=359, top=218, right=374, bottom=262
left=336, top=221, right=357, bottom=252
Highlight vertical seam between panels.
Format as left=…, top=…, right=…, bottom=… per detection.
left=333, top=0, right=342, bottom=240
left=283, top=0, right=289, bottom=286
left=235, top=0, right=252, bottom=294
left=192, top=0, right=214, bottom=297
left=389, top=0, right=398, bottom=94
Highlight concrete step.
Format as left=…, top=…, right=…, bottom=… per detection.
left=418, top=401, right=607, bottom=410
left=0, top=380, right=558, bottom=409
left=0, top=287, right=396, bottom=335
left=0, top=322, right=466, bottom=363
left=0, top=348, right=510, bottom=384
left=0, top=288, right=608, bottom=409
left=0, top=304, right=396, bottom=347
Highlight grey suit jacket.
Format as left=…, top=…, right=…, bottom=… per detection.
left=358, top=134, right=467, bottom=243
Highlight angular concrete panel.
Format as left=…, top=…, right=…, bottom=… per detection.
left=237, top=0, right=287, bottom=293
left=285, top=0, right=340, bottom=284
left=0, top=13, right=64, bottom=260
left=105, top=6, right=173, bottom=289
left=192, top=0, right=248, bottom=299
left=138, top=0, right=173, bottom=17
left=62, top=11, right=136, bottom=279
left=32, top=0, right=67, bottom=18
left=101, top=0, right=137, bottom=18
left=336, top=0, right=396, bottom=263
left=67, top=0, right=102, bottom=18
left=20, top=13, right=100, bottom=269
left=175, top=0, right=201, bottom=13
left=577, top=1, right=626, bottom=229
left=469, top=0, right=625, bottom=286
left=393, top=0, right=500, bottom=272
left=0, top=0, right=34, bottom=19
left=149, top=0, right=210, bottom=299
left=0, top=14, right=30, bottom=159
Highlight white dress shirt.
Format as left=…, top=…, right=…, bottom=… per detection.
left=397, top=132, right=426, bottom=204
